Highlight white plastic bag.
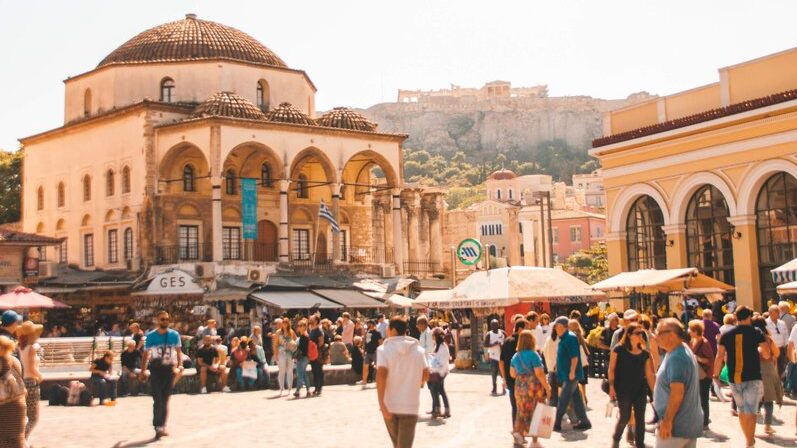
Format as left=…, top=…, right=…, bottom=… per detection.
left=529, top=403, right=556, bottom=439
left=241, top=360, right=257, bottom=379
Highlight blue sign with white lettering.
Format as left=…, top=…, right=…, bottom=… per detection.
left=242, top=178, right=257, bottom=239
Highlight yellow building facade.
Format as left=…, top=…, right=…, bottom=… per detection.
left=592, top=48, right=797, bottom=310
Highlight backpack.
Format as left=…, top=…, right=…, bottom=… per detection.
left=67, top=380, right=86, bottom=406
left=49, top=385, right=69, bottom=406
left=307, top=340, right=319, bottom=362
left=0, top=359, right=25, bottom=402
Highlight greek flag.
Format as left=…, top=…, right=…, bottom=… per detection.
left=319, top=200, right=340, bottom=233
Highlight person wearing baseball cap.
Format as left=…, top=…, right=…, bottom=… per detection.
left=0, top=310, right=23, bottom=341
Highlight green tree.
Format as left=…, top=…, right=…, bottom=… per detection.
left=445, top=185, right=485, bottom=210
left=562, top=242, right=608, bottom=283
left=0, top=150, right=22, bottom=224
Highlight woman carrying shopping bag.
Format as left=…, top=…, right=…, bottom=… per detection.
left=510, top=330, right=551, bottom=448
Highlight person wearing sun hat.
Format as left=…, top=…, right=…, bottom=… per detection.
left=18, top=320, right=44, bottom=441
left=0, top=310, right=23, bottom=341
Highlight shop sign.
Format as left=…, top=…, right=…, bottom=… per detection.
left=191, top=305, right=208, bottom=315
left=242, top=178, right=257, bottom=240
left=457, top=238, right=482, bottom=266
left=0, top=249, right=22, bottom=281
left=145, top=270, right=204, bottom=295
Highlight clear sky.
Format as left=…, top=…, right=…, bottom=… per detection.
left=2, top=0, right=796, bottom=151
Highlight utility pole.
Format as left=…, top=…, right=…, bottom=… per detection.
left=546, top=190, right=554, bottom=267
left=534, top=192, right=547, bottom=267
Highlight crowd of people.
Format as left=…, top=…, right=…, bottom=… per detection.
left=1, top=298, right=797, bottom=448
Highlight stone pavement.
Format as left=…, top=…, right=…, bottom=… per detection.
left=33, top=373, right=796, bottom=448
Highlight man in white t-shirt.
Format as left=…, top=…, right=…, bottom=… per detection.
left=484, top=319, right=505, bottom=395
left=377, top=316, right=429, bottom=448
left=340, top=312, right=355, bottom=346
left=767, top=305, right=789, bottom=376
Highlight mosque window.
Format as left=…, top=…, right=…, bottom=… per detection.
left=225, top=169, right=237, bottom=195
left=124, top=227, right=134, bottom=261
left=106, top=169, right=115, bottom=196
left=122, top=166, right=131, bottom=194
left=82, top=175, right=92, bottom=202
left=256, top=79, right=270, bottom=112
left=183, top=164, right=195, bottom=192
left=57, top=182, right=65, bottom=208
left=160, top=78, right=175, bottom=103
left=296, top=174, right=309, bottom=199
left=83, top=89, right=92, bottom=117
left=37, top=186, right=44, bottom=210
left=260, top=163, right=272, bottom=187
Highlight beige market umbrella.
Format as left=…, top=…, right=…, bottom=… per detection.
left=414, top=266, right=603, bottom=309
left=591, top=268, right=734, bottom=295
left=776, top=280, right=797, bottom=295
left=0, top=286, right=69, bottom=310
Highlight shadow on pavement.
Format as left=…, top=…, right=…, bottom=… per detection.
left=561, top=431, right=589, bottom=441
left=754, top=434, right=797, bottom=447
left=112, top=437, right=158, bottom=448
left=701, top=428, right=730, bottom=442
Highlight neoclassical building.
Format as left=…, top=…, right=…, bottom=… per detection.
left=21, top=15, right=445, bottom=276
left=593, top=47, right=797, bottom=310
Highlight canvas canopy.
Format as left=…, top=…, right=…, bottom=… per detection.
left=414, top=266, right=603, bottom=309
left=0, top=286, right=69, bottom=310
left=591, top=268, right=734, bottom=295
left=771, top=258, right=797, bottom=284
left=776, top=280, right=797, bottom=295
left=385, top=294, right=414, bottom=308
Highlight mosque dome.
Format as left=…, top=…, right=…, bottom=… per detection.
left=316, top=107, right=377, bottom=132
left=487, top=169, right=517, bottom=181
left=264, top=102, right=317, bottom=126
left=191, top=91, right=266, bottom=120
left=98, top=14, right=287, bottom=69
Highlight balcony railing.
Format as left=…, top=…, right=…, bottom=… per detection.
left=155, top=243, right=213, bottom=264
left=403, top=260, right=442, bottom=275
left=248, top=243, right=278, bottom=262
left=342, top=246, right=394, bottom=265
left=290, top=252, right=335, bottom=272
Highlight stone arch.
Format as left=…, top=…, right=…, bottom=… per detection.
left=81, top=214, right=92, bottom=227
left=121, top=206, right=132, bottom=221
left=341, top=149, right=400, bottom=188
left=55, top=218, right=66, bottom=231
left=609, top=183, right=670, bottom=233
left=176, top=202, right=201, bottom=218
left=289, top=146, right=337, bottom=184
left=290, top=207, right=313, bottom=224
left=83, top=88, right=92, bottom=116
left=159, top=143, right=210, bottom=194
left=223, top=142, right=284, bottom=184
left=104, top=209, right=116, bottom=223
left=339, top=209, right=351, bottom=225
left=223, top=206, right=242, bottom=220
left=670, top=171, right=737, bottom=225
left=737, top=158, right=797, bottom=216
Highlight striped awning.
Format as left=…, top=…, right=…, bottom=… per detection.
left=771, top=258, right=797, bottom=284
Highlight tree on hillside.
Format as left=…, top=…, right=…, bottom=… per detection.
left=0, top=150, right=22, bottom=224
left=562, top=242, right=608, bottom=283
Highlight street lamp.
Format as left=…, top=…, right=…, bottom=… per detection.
left=533, top=191, right=554, bottom=268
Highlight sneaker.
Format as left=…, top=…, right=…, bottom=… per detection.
left=104, top=400, right=116, bottom=407
left=222, top=386, right=231, bottom=393
left=512, top=432, right=525, bottom=445
left=200, top=387, right=208, bottom=394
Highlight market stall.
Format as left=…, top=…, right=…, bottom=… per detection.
left=130, top=269, right=207, bottom=330
left=414, top=266, right=604, bottom=368
left=777, top=281, right=797, bottom=295
left=771, top=258, right=797, bottom=284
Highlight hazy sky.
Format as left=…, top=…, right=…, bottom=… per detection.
left=2, top=0, right=796, bottom=150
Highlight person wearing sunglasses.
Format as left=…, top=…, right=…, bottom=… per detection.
left=608, top=322, right=655, bottom=448
left=139, top=310, right=183, bottom=440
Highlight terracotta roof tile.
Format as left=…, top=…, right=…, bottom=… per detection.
left=0, top=228, right=63, bottom=245
left=316, top=107, right=377, bottom=132
left=98, top=14, right=287, bottom=69
left=191, top=91, right=266, bottom=121
left=264, top=102, right=316, bottom=126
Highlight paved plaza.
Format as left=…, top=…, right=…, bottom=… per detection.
left=33, top=372, right=796, bottom=448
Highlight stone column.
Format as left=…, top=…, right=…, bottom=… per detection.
left=391, top=189, right=404, bottom=274
left=279, top=179, right=290, bottom=263
left=605, top=231, right=628, bottom=276
left=662, top=224, right=687, bottom=269
left=428, top=206, right=442, bottom=271
left=728, top=215, right=761, bottom=310
left=332, top=183, right=341, bottom=263
left=211, top=180, right=223, bottom=263
left=406, top=194, right=421, bottom=263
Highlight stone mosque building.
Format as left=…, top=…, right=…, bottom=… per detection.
left=21, top=14, right=446, bottom=283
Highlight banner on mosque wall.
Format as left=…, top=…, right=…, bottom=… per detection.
left=242, top=178, right=257, bottom=240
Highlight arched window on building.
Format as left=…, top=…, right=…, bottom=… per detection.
left=256, top=79, right=270, bottom=112
left=756, top=172, right=797, bottom=303
left=121, top=166, right=131, bottom=194
left=83, top=89, right=92, bottom=117
left=509, top=189, right=513, bottom=200
left=82, top=175, right=92, bottom=201
left=36, top=186, right=44, bottom=210
left=296, top=174, right=309, bottom=199
left=105, top=169, right=115, bottom=196
left=225, top=169, right=237, bottom=195
left=626, top=195, right=666, bottom=271
left=260, top=163, right=272, bottom=187
left=339, top=185, right=346, bottom=200
left=497, top=189, right=502, bottom=200
left=57, top=182, right=65, bottom=208
left=124, top=227, right=134, bottom=262
left=183, top=164, right=195, bottom=192
left=686, top=185, right=735, bottom=285
left=160, top=77, right=175, bottom=103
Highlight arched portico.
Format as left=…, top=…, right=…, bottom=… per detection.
left=669, top=171, right=737, bottom=225
left=609, top=183, right=671, bottom=234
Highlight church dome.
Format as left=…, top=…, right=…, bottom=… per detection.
left=316, top=107, right=377, bottom=131
left=98, top=14, right=287, bottom=69
left=191, top=92, right=266, bottom=120
left=264, top=102, right=316, bottom=126
left=487, top=169, right=517, bottom=181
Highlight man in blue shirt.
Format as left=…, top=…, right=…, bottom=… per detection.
left=654, top=318, right=703, bottom=448
left=140, top=310, right=183, bottom=440
left=553, top=316, right=591, bottom=432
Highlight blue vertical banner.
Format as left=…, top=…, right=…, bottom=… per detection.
left=241, top=178, right=257, bottom=240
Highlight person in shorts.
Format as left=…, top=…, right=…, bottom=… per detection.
left=713, top=305, right=769, bottom=448
left=363, top=320, right=383, bottom=388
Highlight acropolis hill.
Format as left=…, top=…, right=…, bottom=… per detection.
left=358, top=81, right=653, bottom=155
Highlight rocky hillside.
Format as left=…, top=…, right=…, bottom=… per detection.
left=358, top=93, right=653, bottom=157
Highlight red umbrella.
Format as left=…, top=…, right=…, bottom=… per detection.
left=0, top=286, right=69, bottom=310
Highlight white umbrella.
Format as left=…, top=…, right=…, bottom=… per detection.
left=771, top=258, right=797, bottom=284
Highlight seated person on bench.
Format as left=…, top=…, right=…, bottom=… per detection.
left=120, top=340, right=142, bottom=396
left=197, top=335, right=230, bottom=393
left=90, top=350, right=118, bottom=405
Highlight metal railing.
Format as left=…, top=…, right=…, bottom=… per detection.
left=342, top=246, right=394, bottom=265
left=38, top=336, right=126, bottom=372
left=155, top=243, right=213, bottom=264
left=403, top=260, right=442, bottom=275
left=289, top=252, right=335, bottom=271
left=249, top=243, right=278, bottom=262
